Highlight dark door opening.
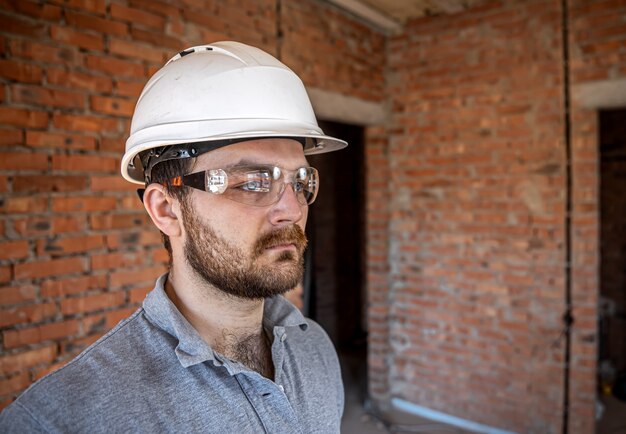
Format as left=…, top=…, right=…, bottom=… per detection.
left=597, top=108, right=626, bottom=432
left=304, top=120, right=367, bottom=411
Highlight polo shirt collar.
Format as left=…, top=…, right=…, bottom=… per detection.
left=143, top=273, right=308, bottom=368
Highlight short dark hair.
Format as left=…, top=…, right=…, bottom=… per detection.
left=145, top=154, right=194, bottom=266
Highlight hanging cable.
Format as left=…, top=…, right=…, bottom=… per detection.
left=560, top=0, right=574, bottom=432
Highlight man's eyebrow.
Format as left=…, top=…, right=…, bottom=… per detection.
left=223, top=159, right=272, bottom=169
left=229, top=158, right=265, bottom=166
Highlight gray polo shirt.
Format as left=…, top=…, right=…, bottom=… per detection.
left=0, top=274, right=344, bottom=433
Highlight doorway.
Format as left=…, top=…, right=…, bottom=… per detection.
left=304, top=120, right=368, bottom=413
left=597, top=108, right=626, bottom=432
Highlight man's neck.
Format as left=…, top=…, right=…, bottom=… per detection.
left=165, top=268, right=274, bottom=378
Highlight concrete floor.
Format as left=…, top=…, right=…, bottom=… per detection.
left=338, top=348, right=466, bottom=434
left=341, top=374, right=626, bottom=434
left=339, top=347, right=389, bottom=434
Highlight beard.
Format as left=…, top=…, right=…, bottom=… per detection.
left=180, top=198, right=308, bottom=300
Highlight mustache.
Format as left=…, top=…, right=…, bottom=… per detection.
left=253, top=225, right=308, bottom=256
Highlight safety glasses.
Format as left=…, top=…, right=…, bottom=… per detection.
left=171, top=165, right=319, bottom=207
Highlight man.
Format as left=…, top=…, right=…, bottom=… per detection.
left=0, top=42, right=347, bottom=433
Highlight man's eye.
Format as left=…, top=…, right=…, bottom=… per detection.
left=293, top=180, right=307, bottom=193
left=238, top=178, right=271, bottom=192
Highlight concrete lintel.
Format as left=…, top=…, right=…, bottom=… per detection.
left=308, top=87, right=387, bottom=127
left=325, top=0, right=401, bottom=34
left=572, top=78, right=626, bottom=109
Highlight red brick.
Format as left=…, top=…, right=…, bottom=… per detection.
left=0, top=152, right=48, bottom=170
left=52, top=113, right=118, bottom=133
left=0, top=285, right=36, bottom=306
left=0, top=59, right=42, bottom=83
left=105, top=230, right=161, bottom=249
left=130, top=27, right=183, bottom=51
left=1, top=196, right=48, bottom=214
left=89, top=213, right=152, bottom=230
left=65, top=10, right=128, bottom=36
left=60, top=0, right=106, bottom=14
left=0, top=372, right=30, bottom=395
left=0, top=13, right=46, bottom=38
left=0, top=266, right=11, bottom=284
left=114, top=79, right=144, bottom=98
left=108, top=38, right=165, bottom=64
left=106, top=306, right=136, bottom=328
left=0, top=240, right=30, bottom=260
left=85, top=54, right=144, bottom=78
left=0, top=398, right=10, bottom=411
left=2, top=1, right=62, bottom=21
left=37, top=234, right=105, bottom=256
left=167, top=17, right=184, bottom=35
left=25, top=131, right=96, bottom=151
left=13, top=215, right=85, bottom=237
left=79, top=312, right=106, bottom=334
left=9, top=39, right=82, bottom=65
left=52, top=154, right=117, bottom=173
left=47, top=68, right=113, bottom=93
left=91, top=251, right=142, bottom=270
left=13, top=175, right=87, bottom=193
left=99, top=137, right=125, bottom=152
left=3, top=319, right=80, bottom=348
left=0, top=107, right=48, bottom=128
left=50, top=25, right=104, bottom=51
left=60, top=291, right=125, bottom=315
left=128, top=0, right=181, bottom=18
left=52, top=195, right=117, bottom=213
left=91, top=176, right=136, bottom=191
left=11, top=84, right=85, bottom=109
left=0, top=345, right=57, bottom=377
left=41, top=274, right=107, bottom=298
left=120, top=195, right=144, bottom=211
left=0, top=128, right=24, bottom=145
left=90, top=95, right=135, bottom=117
left=110, top=3, right=165, bottom=30
left=109, top=265, right=163, bottom=287
left=129, top=285, right=151, bottom=303
left=14, top=257, right=85, bottom=280
left=0, top=303, right=57, bottom=327
left=151, top=248, right=168, bottom=264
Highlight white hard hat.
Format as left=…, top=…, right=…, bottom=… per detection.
left=121, top=41, right=348, bottom=184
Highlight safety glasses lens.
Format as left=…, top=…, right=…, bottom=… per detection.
left=222, top=166, right=318, bottom=206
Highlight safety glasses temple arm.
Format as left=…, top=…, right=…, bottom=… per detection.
left=173, top=171, right=206, bottom=191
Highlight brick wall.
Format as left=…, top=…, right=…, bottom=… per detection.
left=367, top=0, right=626, bottom=432
left=0, top=0, right=385, bottom=409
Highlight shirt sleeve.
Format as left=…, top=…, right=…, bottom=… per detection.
left=0, top=401, right=49, bottom=433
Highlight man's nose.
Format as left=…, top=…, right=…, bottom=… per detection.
left=268, top=183, right=304, bottom=226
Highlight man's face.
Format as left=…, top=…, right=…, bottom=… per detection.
left=178, top=138, right=310, bottom=299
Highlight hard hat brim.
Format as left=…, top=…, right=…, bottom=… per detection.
left=121, top=126, right=347, bottom=185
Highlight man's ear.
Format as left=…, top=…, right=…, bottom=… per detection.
left=143, top=184, right=182, bottom=238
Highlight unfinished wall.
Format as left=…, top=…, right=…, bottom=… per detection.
left=0, top=0, right=385, bottom=408
left=366, top=1, right=626, bottom=433
left=376, top=0, right=567, bottom=432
